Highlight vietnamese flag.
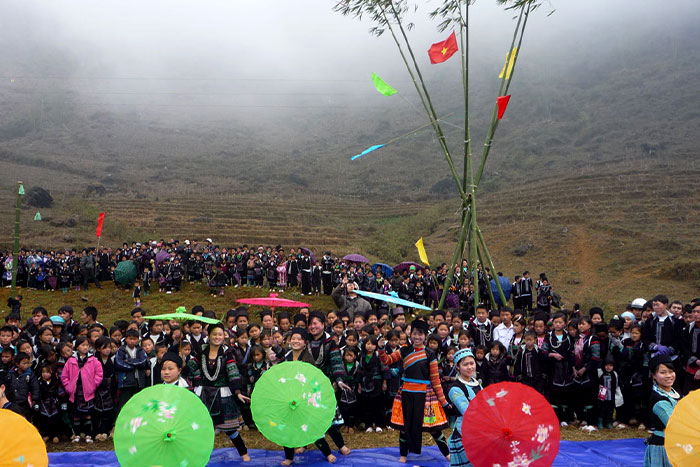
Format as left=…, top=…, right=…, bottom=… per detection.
left=96, top=212, right=105, bottom=238
left=497, top=95, right=511, bottom=120
left=428, top=32, right=458, bottom=64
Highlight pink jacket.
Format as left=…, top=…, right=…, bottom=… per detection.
left=60, top=355, right=103, bottom=403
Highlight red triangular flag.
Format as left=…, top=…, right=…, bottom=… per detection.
left=96, top=212, right=105, bottom=238
left=428, top=31, right=458, bottom=64
left=497, top=95, right=511, bottom=120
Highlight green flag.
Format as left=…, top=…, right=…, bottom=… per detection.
left=18, top=184, right=24, bottom=195
left=371, top=72, right=397, bottom=96
left=34, top=212, right=41, bottom=221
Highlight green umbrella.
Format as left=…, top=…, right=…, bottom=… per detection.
left=143, top=306, right=219, bottom=325
left=114, top=260, right=138, bottom=286
left=114, top=384, right=215, bottom=467
left=251, top=361, right=336, bottom=448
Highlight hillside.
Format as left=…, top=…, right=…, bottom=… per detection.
left=0, top=3, right=699, bottom=311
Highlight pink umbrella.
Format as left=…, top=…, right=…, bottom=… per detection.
left=236, top=293, right=310, bottom=312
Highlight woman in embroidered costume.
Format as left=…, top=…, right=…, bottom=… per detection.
left=643, top=354, right=682, bottom=467
left=447, top=348, right=482, bottom=467
left=379, top=319, right=450, bottom=463
left=188, top=323, right=251, bottom=461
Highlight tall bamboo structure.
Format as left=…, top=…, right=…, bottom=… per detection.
left=335, top=0, right=541, bottom=310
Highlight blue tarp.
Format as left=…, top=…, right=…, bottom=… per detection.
left=48, top=439, right=645, bottom=466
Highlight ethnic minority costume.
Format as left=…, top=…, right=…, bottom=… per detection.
left=542, top=331, right=575, bottom=423
left=379, top=344, right=449, bottom=457
left=643, top=384, right=681, bottom=467
left=188, top=345, right=248, bottom=456
left=447, top=376, right=482, bottom=467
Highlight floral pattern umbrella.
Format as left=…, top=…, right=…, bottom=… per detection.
left=0, top=409, right=48, bottom=467
left=114, top=384, right=215, bottom=467
left=251, top=361, right=336, bottom=448
left=666, top=388, right=700, bottom=467
left=462, top=382, right=559, bottom=467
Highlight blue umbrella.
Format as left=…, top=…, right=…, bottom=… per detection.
left=490, top=275, right=512, bottom=306
left=371, top=263, right=394, bottom=277
left=354, top=290, right=431, bottom=311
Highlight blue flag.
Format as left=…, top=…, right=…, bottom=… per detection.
left=351, top=144, right=385, bottom=161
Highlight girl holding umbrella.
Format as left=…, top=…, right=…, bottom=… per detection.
left=188, top=323, right=251, bottom=461
left=446, top=348, right=482, bottom=467
left=378, top=319, right=451, bottom=463
left=269, top=327, right=337, bottom=465
left=643, top=354, right=682, bottom=467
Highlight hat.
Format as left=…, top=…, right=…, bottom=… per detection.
left=392, top=307, right=405, bottom=317
left=206, top=238, right=213, bottom=243
left=409, top=265, right=416, bottom=270
left=49, top=316, right=65, bottom=326
left=184, top=240, right=190, bottom=245
left=410, top=318, right=430, bottom=335
left=649, top=354, right=674, bottom=373
left=309, top=311, right=326, bottom=324
left=621, top=311, right=636, bottom=322
left=161, top=352, right=183, bottom=369
left=290, top=327, right=309, bottom=341
left=630, top=298, right=646, bottom=310
left=235, top=308, right=249, bottom=319
left=454, top=348, right=474, bottom=366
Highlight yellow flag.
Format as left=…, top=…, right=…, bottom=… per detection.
left=415, top=237, right=430, bottom=266
left=499, top=47, right=518, bottom=80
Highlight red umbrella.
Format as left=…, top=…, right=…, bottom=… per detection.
left=462, top=382, right=559, bottom=467
left=236, top=293, right=310, bottom=312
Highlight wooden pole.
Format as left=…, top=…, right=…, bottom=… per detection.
left=10, top=181, right=23, bottom=299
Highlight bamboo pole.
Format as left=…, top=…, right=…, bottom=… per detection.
left=438, top=208, right=470, bottom=309
left=10, top=181, right=23, bottom=299
left=475, top=3, right=530, bottom=186
left=475, top=241, right=496, bottom=307
left=476, top=226, right=507, bottom=306
left=441, top=1, right=528, bottom=311
left=378, top=5, right=469, bottom=204
left=455, top=0, right=471, bottom=275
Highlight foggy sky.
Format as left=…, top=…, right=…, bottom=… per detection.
left=3, top=0, right=697, bottom=87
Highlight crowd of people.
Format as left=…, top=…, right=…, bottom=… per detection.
left=0, top=240, right=697, bottom=467
left=0, top=241, right=554, bottom=313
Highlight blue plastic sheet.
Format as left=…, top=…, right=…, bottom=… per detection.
left=48, top=439, right=645, bottom=466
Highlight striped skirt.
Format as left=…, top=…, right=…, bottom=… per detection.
left=448, top=430, right=473, bottom=467
left=644, top=445, right=672, bottom=467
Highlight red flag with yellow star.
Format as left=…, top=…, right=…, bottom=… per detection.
left=428, top=31, right=458, bottom=64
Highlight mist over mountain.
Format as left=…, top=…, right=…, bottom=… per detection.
left=0, top=0, right=698, bottom=198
